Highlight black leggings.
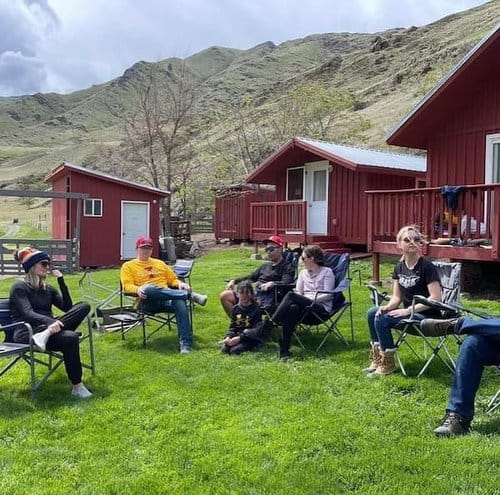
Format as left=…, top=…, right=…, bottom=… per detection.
left=14, top=302, right=90, bottom=385
left=271, top=292, right=328, bottom=353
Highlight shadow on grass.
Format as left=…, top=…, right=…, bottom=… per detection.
left=473, top=415, right=500, bottom=435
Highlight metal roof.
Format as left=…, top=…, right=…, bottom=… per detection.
left=46, top=161, right=171, bottom=196
left=296, top=137, right=426, bottom=172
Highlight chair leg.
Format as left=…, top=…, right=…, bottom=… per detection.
left=486, top=390, right=500, bottom=414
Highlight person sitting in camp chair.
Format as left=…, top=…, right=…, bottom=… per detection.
left=10, top=247, right=92, bottom=398
left=220, top=280, right=271, bottom=355
left=365, top=225, right=442, bottom=376
left=220, top=235, right=296, bottom=317
left=420, top=317, right=500, bottom=436
left=270, top=245, right=336, bottom=360
left=120, top=236, right=208, bottom=354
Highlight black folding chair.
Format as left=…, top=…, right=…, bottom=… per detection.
left=368, top=261, right=462, bottom=377
left=0, top=298, right=95, bottom=397
left=295, top=252, right=353, bottom=352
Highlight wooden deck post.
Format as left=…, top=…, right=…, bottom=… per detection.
left=371, top=252, right=381, bottom=285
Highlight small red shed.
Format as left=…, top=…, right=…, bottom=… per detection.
left=214, top=184, right=276, bottom=242
left=244, top=137, right=426, bottom=250
left=46, top=162, right=170, bottom=267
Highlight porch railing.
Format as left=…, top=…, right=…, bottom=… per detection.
left=250, top=201, right=307, bottom=241
left=367, top=183, right=500, bottom=259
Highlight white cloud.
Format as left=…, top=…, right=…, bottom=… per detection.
left=0, top=0, right=489, bottom=96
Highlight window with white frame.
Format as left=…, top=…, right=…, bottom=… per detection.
left=84, top=198, right=103, bottom=217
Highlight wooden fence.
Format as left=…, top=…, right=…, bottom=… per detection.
left=0, top=239, right=77, bottom=276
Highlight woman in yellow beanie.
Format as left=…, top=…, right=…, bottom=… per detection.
left=9, top=247, right=93, bottom=398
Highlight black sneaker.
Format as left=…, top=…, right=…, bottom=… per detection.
left=420, top=318, right=458, bottom=337
left=279, top=349, right=291, bottom=361
left=433, top=412, right=471, bottom=437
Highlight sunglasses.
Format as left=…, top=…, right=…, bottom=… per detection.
left=39, top=261, right=50, bottom=268
left=402, top=236, right=422, bottom=244
left=264, top=246, right=278, bottom=253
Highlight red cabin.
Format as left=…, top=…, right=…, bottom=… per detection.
left=46, top=162, right=170, bottom=267
left=368, top=23, right=500, bottom=281
left=214, top=184, right=276, bottom=242
left=244, top=137, right=426, bottom=251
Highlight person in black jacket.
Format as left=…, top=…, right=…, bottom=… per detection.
left=10, top=247, right=92, bottom=398
left=221, top=280, right=265, bottom=355
left=220, top=235, right=295, bottom=317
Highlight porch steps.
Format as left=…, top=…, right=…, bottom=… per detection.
left=306, top=236, right=350, bottom=254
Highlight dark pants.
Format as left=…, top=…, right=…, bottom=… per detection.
left=14, top=302, right=90, bottom=385
left=222, top=339, right=261, bottom=355
left=447, top=334, right=500, bottom=420
left=271, top=292, right=328, bottom=353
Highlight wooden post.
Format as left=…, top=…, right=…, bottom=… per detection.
left=371, top=252, right=381, bottom=285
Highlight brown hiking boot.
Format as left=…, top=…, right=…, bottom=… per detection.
left=420, top=318, right=458, bottom=337
left=370, top=348, right=397, bottom=376
left=363, top=343, right=381, bottom=373
left=434, top=412, right=471, bottom=437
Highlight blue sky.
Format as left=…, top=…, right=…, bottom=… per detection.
left=0, top=0, right=489, bottom=96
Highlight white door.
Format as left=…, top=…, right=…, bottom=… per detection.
left=484, top=133, right=500, bottom=233
left=305, top=161, right=328, bottom=235
left=121, top=201, right=150, bottom=259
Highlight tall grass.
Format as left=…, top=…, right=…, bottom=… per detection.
left=0, top=248, right=498, bottom=494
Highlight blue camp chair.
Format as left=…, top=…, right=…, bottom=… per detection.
left=295, top=252, right=353, bottom=351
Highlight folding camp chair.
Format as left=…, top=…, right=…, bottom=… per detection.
left=486, top=387, right=500, bottom=414
left=295, top=252, right=353, bottom=352
left=368, top=261, right=462, bottom=377
left=0, top=298, right=95, bottom=397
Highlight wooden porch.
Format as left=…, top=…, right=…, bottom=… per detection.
left=249, top=201, right=346, bottom=251
left=367, top=183, right=500, bottom=281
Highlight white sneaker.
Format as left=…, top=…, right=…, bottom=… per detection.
left=71, top=385, right=93, bottom=399
left=32, top=331, right=49, bottom=352
left=180, top=345, right=192, bottom=354
left=191, top=293, right=208, bottom=306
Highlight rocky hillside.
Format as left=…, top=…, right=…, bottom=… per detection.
left=0, top=1, right=498, bottom=198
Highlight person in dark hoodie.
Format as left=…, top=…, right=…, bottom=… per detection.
left=10, top=247, right=92, bottom=398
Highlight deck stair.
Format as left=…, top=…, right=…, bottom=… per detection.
left=306, top=236, right=350, bottom=254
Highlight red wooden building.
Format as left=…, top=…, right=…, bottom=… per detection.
left=243, top=137, right=426, bottom=251
left=367, top=23, right=500, bottom=281
left=214, top=184, right=276, bottom=242
left=46, top=162, right=170, bottom=267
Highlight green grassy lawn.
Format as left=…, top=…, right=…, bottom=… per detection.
left=0, top=248, right=499, bottom=494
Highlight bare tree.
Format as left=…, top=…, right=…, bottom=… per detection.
left=108, top=61, right=199, bottom=234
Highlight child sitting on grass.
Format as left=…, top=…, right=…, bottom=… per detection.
left=221, top=280, right=266, bottom=355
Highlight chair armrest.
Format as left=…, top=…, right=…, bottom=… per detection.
left=412, top=295, right=459, bottom=317
left=1, top=321, right=33, bottom=344
left=449, top=302, right=498, bottom=319
left=367, top=284, right=390, bottom=306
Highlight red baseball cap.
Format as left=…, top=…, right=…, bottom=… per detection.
left=263, top=235, right=284, bottom=247
left=136, top=236, right=154, bottom=248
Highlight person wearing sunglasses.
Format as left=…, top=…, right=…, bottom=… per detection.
left=365, top=225, right=442, bottom=376
left=9, top=247, right=92, bottom=398
left=220, top=235, right=295, bottom=317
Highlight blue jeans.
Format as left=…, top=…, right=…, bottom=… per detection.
left=367, top=306, right=425, bottom=351
left=447, top=334, right=500, bottom=420
left=139, top=285, right=192, bottom=347
left=455, top=317, right=500, bottom=341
